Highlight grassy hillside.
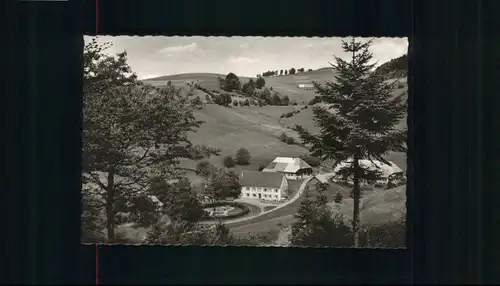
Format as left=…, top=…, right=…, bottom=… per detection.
left=143, top=68, right=337, bottom=105
left=330, top=185, right=406, bottom=226
left=144, top=66, right=408, bottom=179
left=177, top=104, right=309, bottom=185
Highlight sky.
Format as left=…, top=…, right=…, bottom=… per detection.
left=84, top=36, right=408, bottom=80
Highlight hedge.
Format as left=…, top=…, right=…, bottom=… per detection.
left=201, top=201, right=250, bottom=220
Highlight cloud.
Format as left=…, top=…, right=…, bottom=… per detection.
left=160, top=43, right=197, bottom=54
left=228, top=56, right=258, bottom=64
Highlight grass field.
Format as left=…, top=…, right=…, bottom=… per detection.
left=176, top=103, right=309, bottom=178
left=263, top=206, right=277, bottom=212
left=330, top=185, right=406, bottom=226
left=146, top=70, right=408, bottom=187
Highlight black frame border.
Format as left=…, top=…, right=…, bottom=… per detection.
left=7, top=0, right=496, bottom=284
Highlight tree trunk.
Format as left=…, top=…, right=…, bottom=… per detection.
left=105, top=170, right=116, bottom=242
left=352, top=157, right=361, bottom=247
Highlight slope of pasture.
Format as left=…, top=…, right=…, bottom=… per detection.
left=280, top=79, right=409, bottom=172
left=144, top=73, right=255, bottom=93
left=144, top=69, right=338, bottom=105
left=330, top=185, right=406, bottom=226
left=178, top=104, right=308, bottom=183
left=264, top=68, right=337, bottom=104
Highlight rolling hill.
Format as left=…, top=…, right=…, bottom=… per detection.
left=143, top=68, right=336, bottom=104
left=143, top=67, right=408, bottom=184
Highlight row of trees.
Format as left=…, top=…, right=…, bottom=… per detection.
left=219, top=73, right=266, bottom=93
left=259, top=67, right=312, bottom=77
left=222, top=148, right=251, bottom=168
left=213, top=91, right=290, bottom=108
left=215, top=73, right=292, bottom=107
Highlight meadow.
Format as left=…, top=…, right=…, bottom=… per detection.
left=144, top=68, right=408, bottom=183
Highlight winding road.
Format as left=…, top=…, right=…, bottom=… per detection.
left=208, top=177, right=312, bottom=226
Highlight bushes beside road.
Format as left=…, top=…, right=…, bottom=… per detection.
left=201, top=201, right=250, bottom=220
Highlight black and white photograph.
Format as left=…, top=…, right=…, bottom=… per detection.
left=82, top=36, right=408, bottom=248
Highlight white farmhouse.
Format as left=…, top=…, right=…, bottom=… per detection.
left=297, top=83, right=314, bottom=90
left=239, top=170, right=288, bottom=202
left=331, top=159, right=404, bottom=187
left=262, top=157, right=314, bottom=180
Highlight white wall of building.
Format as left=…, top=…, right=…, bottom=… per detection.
left=240, top=177, right=288, bottom=201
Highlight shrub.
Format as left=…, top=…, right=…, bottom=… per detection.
left=242, top=79, right=256, bottom=96
left=192, top=153, right=205, bottom=160
left=201, top=201, right=250, bottom=220
left=334, top=192, right=343, bottom=203
left=258, top=88, right=272, bottom=103
left=285, top=137, right=295, bottom=145
left=279, top=132, right=288, bottom=142
left=223, top=73, right=241, bottom=91
left=196, top=160, right=216, bottom=178
left=292, top=102, right=298, bottom=106
left=271, top=94, right=281, bottom=106
left=233, top=100, right=238, bottom=106
left=243, top=99, right=250, bottom=106
left=223, top=155, right=236, bottom=168
left=213, top=93, right=232, bottom=107
left=361, top=215, right=406, bottom=248
left=308, top=96, right=320, bottom=105
left=235, top=148, right=251, bottom=165
left=280, top=112, right=294, bottom=118
left=256, top=77, right=266, bottom=89
left=300, top=154, right=321, bottom=167
left=281, top=95, right=290, bottom=106
left=204, top=94, right=211, bottom=103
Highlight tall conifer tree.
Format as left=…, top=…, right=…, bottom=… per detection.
left=294, top=38, right=407, bottom=246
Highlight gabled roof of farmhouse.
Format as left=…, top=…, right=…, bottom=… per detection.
left=239, top=170, right=285, bottom=189
left=332, top=159, right=403, bottom=178
left=262, top=157, right=312, bottom=174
